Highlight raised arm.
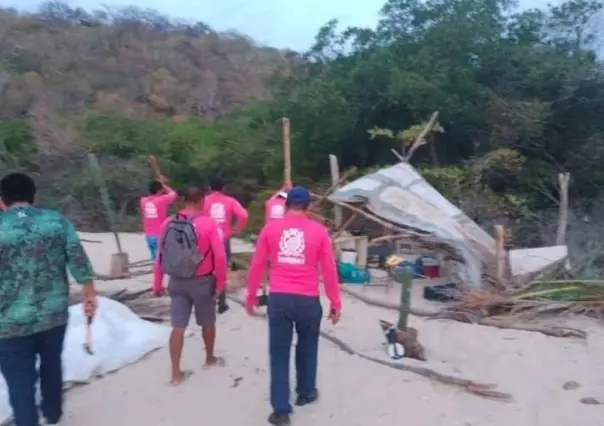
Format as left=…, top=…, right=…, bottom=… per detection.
left=158, top=184, right=178, bottom=205
left=318, top=229, right=342, bottom=311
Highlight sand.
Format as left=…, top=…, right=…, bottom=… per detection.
left=63, top=232, right=604, bottom=426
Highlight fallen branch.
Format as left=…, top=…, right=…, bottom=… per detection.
left=339, top=285, right=587, bottom=339
left=404, top=111, right=439, bottom=163
left=81, top=238, right=102, bottom=244
left=94, top=269, right=152, bottom=281
left=226, top=293, right=511, bottom=401
left=129, top=259, right=153, bottom=268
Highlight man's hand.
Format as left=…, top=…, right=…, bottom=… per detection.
left=245, top=298, right=257, bottom=316
left=328, top=309, right=341, bottom=325
left=283, top=179, right=293, bottom=190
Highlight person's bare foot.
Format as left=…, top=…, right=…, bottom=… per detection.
left=170, top=370, right=193, bottom=386
left=203, top=356, right=225, bottom=369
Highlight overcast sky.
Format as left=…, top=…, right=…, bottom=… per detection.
left=5, top=0, right=555, bottom=51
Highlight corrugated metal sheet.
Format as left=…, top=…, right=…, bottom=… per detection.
left=328, top=163, right=496, bottom=289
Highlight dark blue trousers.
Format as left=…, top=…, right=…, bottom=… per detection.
left=268, top=293, right=322, bottom=414
left=0, top=324, right=66, bottom=426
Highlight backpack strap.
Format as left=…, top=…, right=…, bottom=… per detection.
left=180, top=212, right=215, bottom=274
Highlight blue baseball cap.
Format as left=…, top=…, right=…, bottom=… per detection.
left=285, top=186, right=311, bottom=208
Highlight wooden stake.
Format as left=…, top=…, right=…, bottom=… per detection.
left=556, top=173, right=570, bottom=246
left=404, top=111, right=439, bottom=163
left=329, top=154, right=342, bottom=227
left=494, top=225, right=505, bottom=286
left=88, top=153, right=129, bottom=277
left=282, top=117, right=291, bottom=182
left=88, top=153, right=122, bottom=254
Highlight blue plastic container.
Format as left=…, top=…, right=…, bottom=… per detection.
left=394, top=260, right=423, bottom=278
left=337, top=262, right=371, bottom=284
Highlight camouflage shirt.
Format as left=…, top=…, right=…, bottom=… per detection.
left=0, top=206, right=94, bottom=339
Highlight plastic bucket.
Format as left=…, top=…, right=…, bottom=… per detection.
left=420, top=256, right=440, bottom=278
left=339, top=249, right=358, bottom=265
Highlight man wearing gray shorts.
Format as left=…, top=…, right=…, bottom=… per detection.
left=153, top=185, right=228, bottom=386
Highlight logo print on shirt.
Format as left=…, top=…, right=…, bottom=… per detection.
left=277, top=228, right=305, bottom=265
left=270, top=204, right=284, bottom=219
left=210, top=203, right=226, bottom=223
left=144, top=202, right=158, bottom=219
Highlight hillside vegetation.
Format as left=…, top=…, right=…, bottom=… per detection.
left=2, top=0, right=604, bottom=272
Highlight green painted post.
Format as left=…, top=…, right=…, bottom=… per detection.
left=392, top=267, right=412, bottom=331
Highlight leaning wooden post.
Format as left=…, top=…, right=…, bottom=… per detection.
left=87, top=153, right=129, bottom=277
left=494, top=224, right=505, bottom=287
left=282, top=117, right=291, bottom=183
left=329, top=154, right=342, bottom=228
left=556, top=172, right=570, bottom=246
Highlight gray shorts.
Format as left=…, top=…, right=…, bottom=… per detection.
left=168, top=275, right=217, bottom=328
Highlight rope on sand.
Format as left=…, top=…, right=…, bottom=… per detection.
left=226, top=294, right=513, bottom=402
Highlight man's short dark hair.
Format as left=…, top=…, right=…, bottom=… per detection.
left=183, top=185, right=204, bottom=203
left=208, top=176, right=225, bottom=191
left=148, top=180, right=163, bottom=195
left=0, top=172, right=36, bottom=206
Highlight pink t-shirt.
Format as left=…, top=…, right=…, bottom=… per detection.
left=264, top=194, right=286, bottom=225
left=153, top=208, right=228, bottom=294
left=203, top=191, right=248, bottom=239
left=140, top=190, right=178, bottom=237
left=246, top=213, right=342, bottom=310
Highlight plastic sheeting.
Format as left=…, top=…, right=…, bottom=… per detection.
left=328, top=163, right=496, bottom=289
left=0, top=297, right=170, bottom=425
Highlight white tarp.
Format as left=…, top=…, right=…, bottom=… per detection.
left=0, top=297, right=170, bottom=425
left=329, top=163, right=497, bottom=289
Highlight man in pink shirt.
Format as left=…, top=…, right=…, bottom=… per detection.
left=139, top=178, right=178, bottom=259
left=246, top=186, right=342, bottom=426
left=264, top=180, right=292, bottom=225
left=203, top=176, right=249, bottom=313
left=153, top=185, right=228, bottom=385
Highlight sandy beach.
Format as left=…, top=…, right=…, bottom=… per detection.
left=61, top=232, right=604, bottom=426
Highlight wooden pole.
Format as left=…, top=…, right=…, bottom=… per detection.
left=329, top=154, right=342, bottom=227
left=404, top=111, right=439, bottom=163
left=556, top=173, right=570, bottom=246
left=282, top=117, right=291, bottom=183
left=494, top=224, right=505, bottom=287
left=88, top=153, right=122, bottom=253
left=88, top=153, right=128, bottom=277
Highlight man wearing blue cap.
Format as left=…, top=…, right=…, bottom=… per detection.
left=246, top=186, right=342, bottom=426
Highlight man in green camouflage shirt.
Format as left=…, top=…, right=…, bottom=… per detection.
left=0, top=172, right=97, bottom=426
